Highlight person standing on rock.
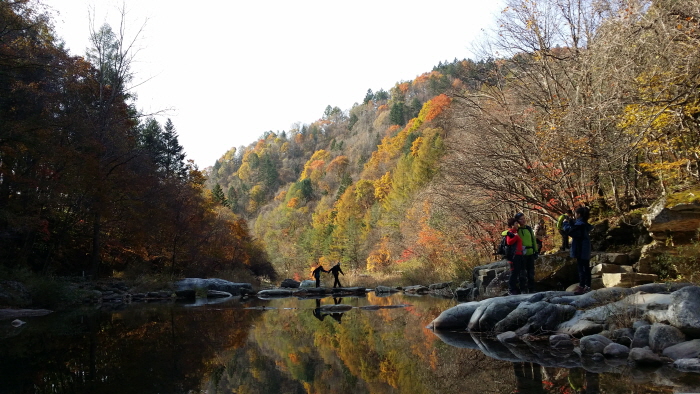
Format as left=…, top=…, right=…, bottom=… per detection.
left=311, top=264, right=328, bottom=288
left=329, top=262, right=345, bottom=288
left=515, top=212, right=538, bottom=293
left=557, top=209, right=572, bottom=251
left=505, top=217, right=526, bottom=295
left=563, top=206, right=594, bottom=295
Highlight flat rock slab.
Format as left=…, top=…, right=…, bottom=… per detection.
left=0, top=309, right=53, bottom=320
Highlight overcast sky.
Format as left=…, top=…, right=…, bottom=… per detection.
left=47, top=0, right=504, bottom=168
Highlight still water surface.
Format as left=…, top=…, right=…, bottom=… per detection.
left=1, top=293, right=696, bottom=393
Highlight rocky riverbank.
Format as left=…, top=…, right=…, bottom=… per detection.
left=429, top=283, right=700, bottom=381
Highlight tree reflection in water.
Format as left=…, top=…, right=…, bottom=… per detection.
left=1, top=294, right=693, bottom=394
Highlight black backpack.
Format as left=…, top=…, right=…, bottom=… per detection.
left=497, top=232, right=516, bottom=261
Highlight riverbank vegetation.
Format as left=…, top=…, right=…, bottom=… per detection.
left=2, top=0, right=700, bottom=294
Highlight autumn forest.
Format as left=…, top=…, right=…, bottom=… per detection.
left=2, top=0, right=699, bottom=285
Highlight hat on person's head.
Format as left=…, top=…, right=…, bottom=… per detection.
left=514, top=212, right=525, bottom=219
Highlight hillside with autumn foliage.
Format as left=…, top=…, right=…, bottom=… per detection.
left=3, top=0, right=700, bottom=291
left=206, top=0, right=700, bottom=284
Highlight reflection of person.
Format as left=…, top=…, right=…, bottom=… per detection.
left=311, top=264, right=328, bottom=288
left=563, top=207, right=593, bottom=295
left=312, top=298, right=325, bottom=321
left=515, top=212, right=538, bottom=293
left=512, top=362, right=544, bottom=394
left=328, top=262, right=344, bottom=288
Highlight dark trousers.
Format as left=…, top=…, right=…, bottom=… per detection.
left=522, top=254, right=536, bottom=293
left=559, top=230, right=569, bottom=250
left=577, top=258, right=591, bottom=287
left=315, top=277, right=321, bottom=288
left=332, top=275, right=342, bottom=288
left=508, top=255, right=526, bottom=294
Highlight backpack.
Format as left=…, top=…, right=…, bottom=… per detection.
left=497, top=233, right=516, bottom=261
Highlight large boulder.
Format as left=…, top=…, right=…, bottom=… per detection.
left=174, top=278, right=253, bottom=297
left=428, top=301, right=482, bottom=330
left=280, top=279, right=300, bottom=288
left=579, top=334, right=613, bottom=355
left=662, top=339, right=700, bottom=360
left=667, top=286, right=700, bottom=335
left=467, top=296, right=527, bottom=332
left=649, top=323, right=686, bottom=353
left=643, top=192, right=700, bottom=243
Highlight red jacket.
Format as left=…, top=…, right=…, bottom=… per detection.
left=506, top=227, right=524, bottom=256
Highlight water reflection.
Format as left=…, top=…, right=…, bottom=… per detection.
left=2, top=294, right=698, bottom=393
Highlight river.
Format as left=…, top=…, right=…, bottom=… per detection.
left=0, top=293, right=696, bottom=393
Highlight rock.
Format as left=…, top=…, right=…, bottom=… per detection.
left=454, top=287, right=474, bottom=301
left=674, top=358, right=700, bottom=372
left=591, top=263, right=631, bottom=275
left=428, top=302, right=482, bottom=330
left=629, top=347, right=664, bottom=367
left=256, top=289, right=294, bottom=298
left=580, top=334, right=613, bottom=355
left=631, top=325, right=651, bottom=349
left=0, top=281, right=32, bottom=307
left=649, top=323, right=686, bottom=353
left=0, top=308, right=53, bottom=320
left=516, top=303, right=576, bottom=335
left=174, top=278, right=252, bottom=296
left=604, top=343, right=630, bottom=358
left=403, top=285, right=429, bottom=294
left=556, top=313, right=605, bottom=337
left=375, top=286, right=399, bottom=294
left=662, top=339, right=700, bottom=360
left=496, top=331, right=519, bottom=344
left=11, top=319, right=25, bottom=327
left=429, top=282, right=452, bottom=290
left=280, top=279, right=300, bottom=288
left=570, top=287, right=634, bottom=309
left=643, top=194, right=700, bottom=243
left=494, top=301, right=550, bottom=333
left=668, top=286, right=700, bottom=335
left=632, top=282, right=692, bottom=294
left=549, top=334, right=574, bottom=349
left=601, top=273, right=658, bottom=288
left=207, top=290, right=231, bottom=298
left=532, top=253, right=578, bottom=290
left=591, top=253, right=631, bottom=266
left=611, top=328, right=634, bottom=347
left=299, top=280, right=316, bottom=288
left=468, top=296, right=528, bottom=332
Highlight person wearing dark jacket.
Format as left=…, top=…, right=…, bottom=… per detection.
left=329, top=262, right=345, bottom=288
left=563, top=207, right=594, bottom=295
left=311, top=264, right=328, bottom=288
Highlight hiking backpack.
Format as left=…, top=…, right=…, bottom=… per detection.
left=497, top=233, right=516, bottom=261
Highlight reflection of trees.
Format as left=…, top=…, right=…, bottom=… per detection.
left=213, top=295, right=516, bottom=394
left=0, top=304, right=261, bottom=393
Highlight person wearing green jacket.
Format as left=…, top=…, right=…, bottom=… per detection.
left=514, top=212, right=538, bottom=293
left=556, top=209, right=572, bottom=251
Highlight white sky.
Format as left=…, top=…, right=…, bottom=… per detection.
left=47, top=0, right=503, bottom=168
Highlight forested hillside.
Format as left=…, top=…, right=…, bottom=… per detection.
left=207, top=0, right=700, bottom=283
left=0, top=1, right=274, bottom=281
left=3, top=0, right=698, bottom=287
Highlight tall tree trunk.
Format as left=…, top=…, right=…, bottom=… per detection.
left=90, top=211, right=101, bottom=278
